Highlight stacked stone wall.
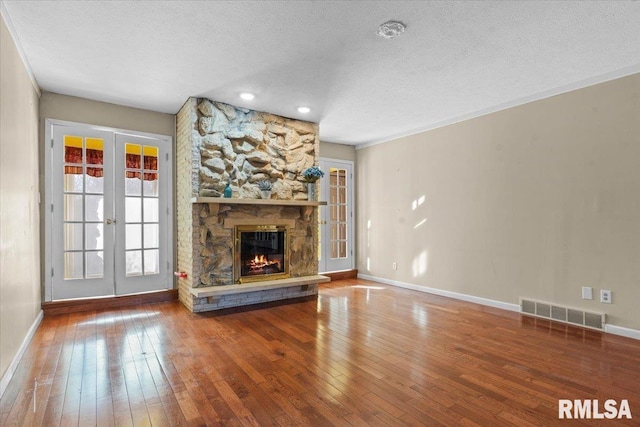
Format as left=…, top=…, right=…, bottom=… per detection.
left=194, top=99, right=320, bottom=199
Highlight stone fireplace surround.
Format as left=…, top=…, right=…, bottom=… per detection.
left=176, top=98, right=329, bottom=312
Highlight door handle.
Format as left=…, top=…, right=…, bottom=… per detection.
left=104, top=218, right=116, bottom=224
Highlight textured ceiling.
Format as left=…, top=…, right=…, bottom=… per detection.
left=3, top=1, right=640, bottom=146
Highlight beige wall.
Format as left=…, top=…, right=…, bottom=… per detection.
left=0, top=15, right=41, bottom=382
left=40, top=91, right=176, bottom=138
left=357, top=73, right=640, bottom=330
left=320, top=141, right=356, bottom=162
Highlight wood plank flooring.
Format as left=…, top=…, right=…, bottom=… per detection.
left=1, top=278, right=639, bottom=426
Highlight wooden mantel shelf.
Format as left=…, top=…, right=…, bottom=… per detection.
left=191, top=197, right=327, bottom=206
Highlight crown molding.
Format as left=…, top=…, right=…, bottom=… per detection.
left=356, top=64, right=640, bottom=150
left=1, top=1, right=41, bottom=96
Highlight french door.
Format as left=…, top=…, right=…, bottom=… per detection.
left=47, top=122, right=172, bottom=300
left=318, top=159, right=354, bottom=273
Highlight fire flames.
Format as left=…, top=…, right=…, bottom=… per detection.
left=248, top=254, right=280, bottom=272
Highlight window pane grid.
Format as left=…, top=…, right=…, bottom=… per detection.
left=328, top=168, right=348, bottom=260
left=124, top=143, right=160, bottom=277
left=63, top=135, right=105, bottom=280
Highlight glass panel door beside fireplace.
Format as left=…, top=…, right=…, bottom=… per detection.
left=51, top=127, right=115, bottom=299
left=114, top=134, right=170, bottom=295
left=319, top=159, right=354, bottom=273
left=48, top=122, right=172, bottom=300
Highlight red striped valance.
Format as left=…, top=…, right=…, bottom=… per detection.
left=64, top=148, right=158, bottom=181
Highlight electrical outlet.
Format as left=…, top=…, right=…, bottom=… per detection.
left=582, top=287, right=593, bottom=300
left=600, top=290, right=612, bottom=304
left=392, top=262, right=397, bottom=270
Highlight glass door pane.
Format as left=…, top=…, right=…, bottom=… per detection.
left=329, top=167, right=348, bottom=259
left=318, top=160, right=353, bottom=273
left=62, top=135, right=105, bottom=279
left=51, top=126, right=114, bottom=300
left=123, top=143, right=161, bottom=277
left=115, top=134, right=168, bottom=295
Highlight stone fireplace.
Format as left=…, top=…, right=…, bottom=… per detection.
left=176, top=98, right=329, bottom=312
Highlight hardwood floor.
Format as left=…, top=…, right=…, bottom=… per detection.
left=2, top=278, right=639, bottom=426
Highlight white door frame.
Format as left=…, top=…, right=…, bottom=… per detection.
left=44, top=119, right=174, bottom=301
left=319, top=158, right=355, bottom=273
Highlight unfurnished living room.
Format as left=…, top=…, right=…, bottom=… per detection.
left=1, top=1, right=640, bottom=426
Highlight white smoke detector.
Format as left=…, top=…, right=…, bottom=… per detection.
left=377, top=21, right=406, bottom=39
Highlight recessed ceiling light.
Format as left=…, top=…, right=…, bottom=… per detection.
left=297, top=107, right=310, bottom=114
left=377, top=21, right=406, bottom=39
left=240, top=93, right=254, bottom=100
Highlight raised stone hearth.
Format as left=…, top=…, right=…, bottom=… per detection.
left=176, top=98, right=325, bottom=312
left=190, top=275, right=329, bottom=312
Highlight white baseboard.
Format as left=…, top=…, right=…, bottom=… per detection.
left=605, top=324, right=640, bottom=341
left=357, top=274, right=640, bottom=341
left=357, top=274, right=520, bottom=312
left=0, top=310, right=44, bottom=399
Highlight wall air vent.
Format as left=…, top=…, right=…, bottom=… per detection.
left=519, top=298, right=605, bottom=331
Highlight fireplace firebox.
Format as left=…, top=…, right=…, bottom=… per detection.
left=234, top=225, right=289, bottom=283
